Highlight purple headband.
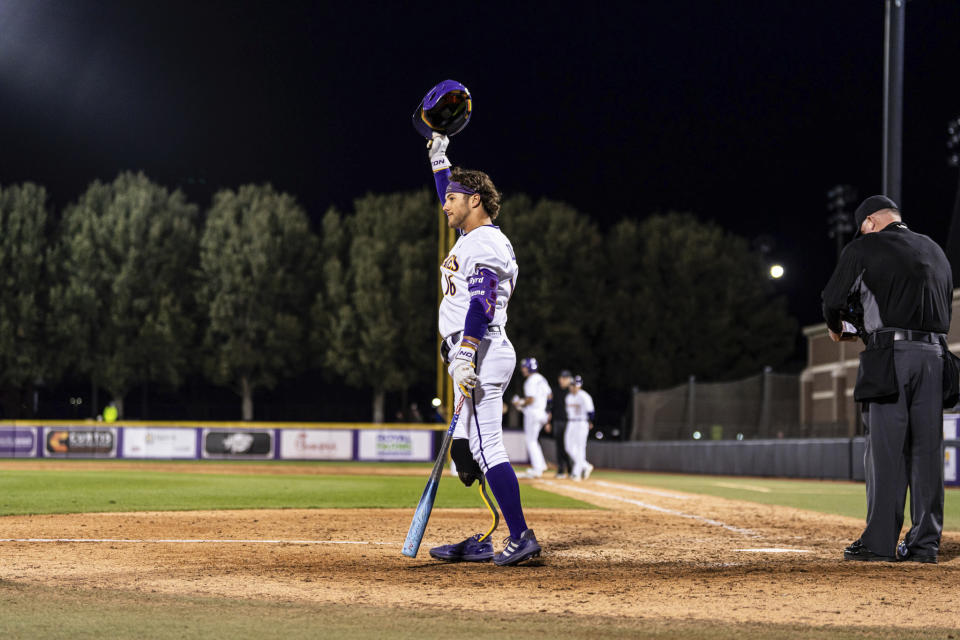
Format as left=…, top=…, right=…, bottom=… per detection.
left=446, top=181, right=476, bottom=196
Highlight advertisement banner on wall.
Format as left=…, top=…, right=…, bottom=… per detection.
left=202, top=429, right=274, bottom=459
left=279, top=430, right=353, bottom=460
left=0, top=427, right=38, bottom=457
left=122, top=428, right=197, bottom=459
left=357, top=430, right=433, bottom=461
left=44, top=427, right=117, bottom=458
left=944, top=415, right=958, bottom=486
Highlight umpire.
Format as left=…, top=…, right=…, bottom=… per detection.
left=822, top=195, right=955, bottom=563
left=546, top=370, right=575, bottom=478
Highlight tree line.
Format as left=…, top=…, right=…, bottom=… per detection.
left=0, top=172, right=797, bottom=421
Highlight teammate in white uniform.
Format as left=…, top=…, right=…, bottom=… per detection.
left=424, top=133, right=541, bottom=566
left=565, top=375, right=595, bottom=481
left=512, top=357, right=551, bottom=478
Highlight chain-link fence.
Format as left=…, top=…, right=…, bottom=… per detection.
left=630, top=369, right=832, bottom=440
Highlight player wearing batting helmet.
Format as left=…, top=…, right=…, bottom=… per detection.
left=511, top=357, right=552, bottom=478
left=564, top=375, right=595, bottom=481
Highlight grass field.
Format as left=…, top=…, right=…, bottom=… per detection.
left=0, top=463, right=591, bottom=516
left=1, top=460, right=956, bottom=528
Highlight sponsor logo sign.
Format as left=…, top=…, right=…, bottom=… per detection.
left=279, top=430, right=353, bottom=460
left=0, top=427, right=38, bottom=457
left=202, top=429, right=274, bottom=459
left=945, top=415, right=958, bottom=485
left=122, top=428, right=196, bottom=459
left=357, top=430, right=432, bottom=461
left=45, top=428, right=117, bottom=457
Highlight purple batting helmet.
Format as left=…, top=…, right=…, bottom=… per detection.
left=572, top=375, right=583, bottom=387
left=412, top=79, right=472, bottom=138
left=521, top=357, right=539, bottom=372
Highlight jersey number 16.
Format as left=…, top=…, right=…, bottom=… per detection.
left=441, top=273, right=457, bottom=296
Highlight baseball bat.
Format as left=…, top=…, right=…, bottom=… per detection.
left=401, top=395, right=466, bottom=557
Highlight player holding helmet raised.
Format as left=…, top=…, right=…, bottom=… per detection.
left=414, top=80, right=541, bottom=566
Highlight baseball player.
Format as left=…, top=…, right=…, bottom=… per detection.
left=511, top=357, right=551, bottom=478
left=423, top=132, right=541, bottom=566
left=564, top=375, right=595, bottom=480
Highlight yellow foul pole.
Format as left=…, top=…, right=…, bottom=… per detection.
left=436, top=205, right=457, bottom=420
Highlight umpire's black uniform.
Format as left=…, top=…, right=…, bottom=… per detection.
left=822, top=198, right=953, bottom=562
left=552, top=382, right=573, bottom=476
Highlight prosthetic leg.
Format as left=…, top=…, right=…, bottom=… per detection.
left=428, top=439, right=499, bottom=561
left=477, top=474, right=500, bottom=543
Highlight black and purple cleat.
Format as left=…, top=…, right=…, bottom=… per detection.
left=429, top=533, right=494, bottom=562
left=493, top=529, right=541, bottom=566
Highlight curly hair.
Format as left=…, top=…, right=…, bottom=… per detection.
left=450, top=167, right=501, bottom=220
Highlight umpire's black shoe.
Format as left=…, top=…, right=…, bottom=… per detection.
left=896, top=540, right=938, bottom=564
left=843, top=539, right=896, bottom=562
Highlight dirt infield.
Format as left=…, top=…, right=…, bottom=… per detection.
left=1, top=471, right=958, bottom=632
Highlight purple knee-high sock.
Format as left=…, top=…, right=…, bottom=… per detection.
left=485, top=462, right=528, bottom=540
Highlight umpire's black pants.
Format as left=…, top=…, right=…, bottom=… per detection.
left=861, top=341, right=944, bottom=558
left=553, top=420, right=573, bottom=475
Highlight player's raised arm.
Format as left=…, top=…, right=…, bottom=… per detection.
left=427, top=133, right=452, bottom=203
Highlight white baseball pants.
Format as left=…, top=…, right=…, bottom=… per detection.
left=565, top=419, right=590, bottom=478
left=452, top=331, right=517, bottom=473
left=522, top=410, right=548, bottom=474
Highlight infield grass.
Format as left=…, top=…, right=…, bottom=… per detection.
left=0, top=463, right=592, bottom=516
left=595, top=471, right=960, bottom=531
left=0, top=583, right=952, bottom=640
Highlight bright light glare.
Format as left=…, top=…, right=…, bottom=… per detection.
left=431, top=397, right=442, bottom=408
left=692, top=431, right=702, bottom=440
left=769, top=264, right=785, bottom=279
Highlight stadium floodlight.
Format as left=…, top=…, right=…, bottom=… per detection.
left=948, top=116, right=960, bottom=168
left=827, top=184, right=858, bottom=262
left=769, top=264, right=785, bottom=279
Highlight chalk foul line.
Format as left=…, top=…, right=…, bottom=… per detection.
left=712, top=482, right=772, bottom=493
left=0, top=538, right=396, bottom=545
left=538, top=481, right=758, bottom=538
left=592, top=480, right=692, bottom=500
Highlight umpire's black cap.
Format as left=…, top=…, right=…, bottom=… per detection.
left=854, top=195, right=899, bottom=237
left=559, top=369, right=573, bottom=378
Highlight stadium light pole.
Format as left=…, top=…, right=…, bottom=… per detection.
left=826, top=185, right=857, bottom=262
left=882, top=0, right=905, bottom=203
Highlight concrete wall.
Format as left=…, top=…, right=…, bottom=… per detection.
left=544, top=437, right=960, bottom=482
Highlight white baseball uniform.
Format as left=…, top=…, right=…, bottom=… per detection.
left=565, top=388, right=595, bottom=479
left=442, top=225, right=519, bottom=473
left=522, top=372, right=551, bottom=474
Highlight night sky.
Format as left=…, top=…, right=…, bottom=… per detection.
left=2, top=0, right=960, bottom=328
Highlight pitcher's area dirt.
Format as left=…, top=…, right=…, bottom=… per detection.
left=1, top=474, right=958, bottom=631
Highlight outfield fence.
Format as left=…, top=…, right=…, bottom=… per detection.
left=0, top=420, right=531, bottom=464
left=539, top=433, right=959, bottom=486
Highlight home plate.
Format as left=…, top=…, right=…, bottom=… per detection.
left=736, top=548, right=813, bottom=553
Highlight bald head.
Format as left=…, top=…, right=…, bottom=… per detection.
left=859, top=208, right=901, bottom=235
